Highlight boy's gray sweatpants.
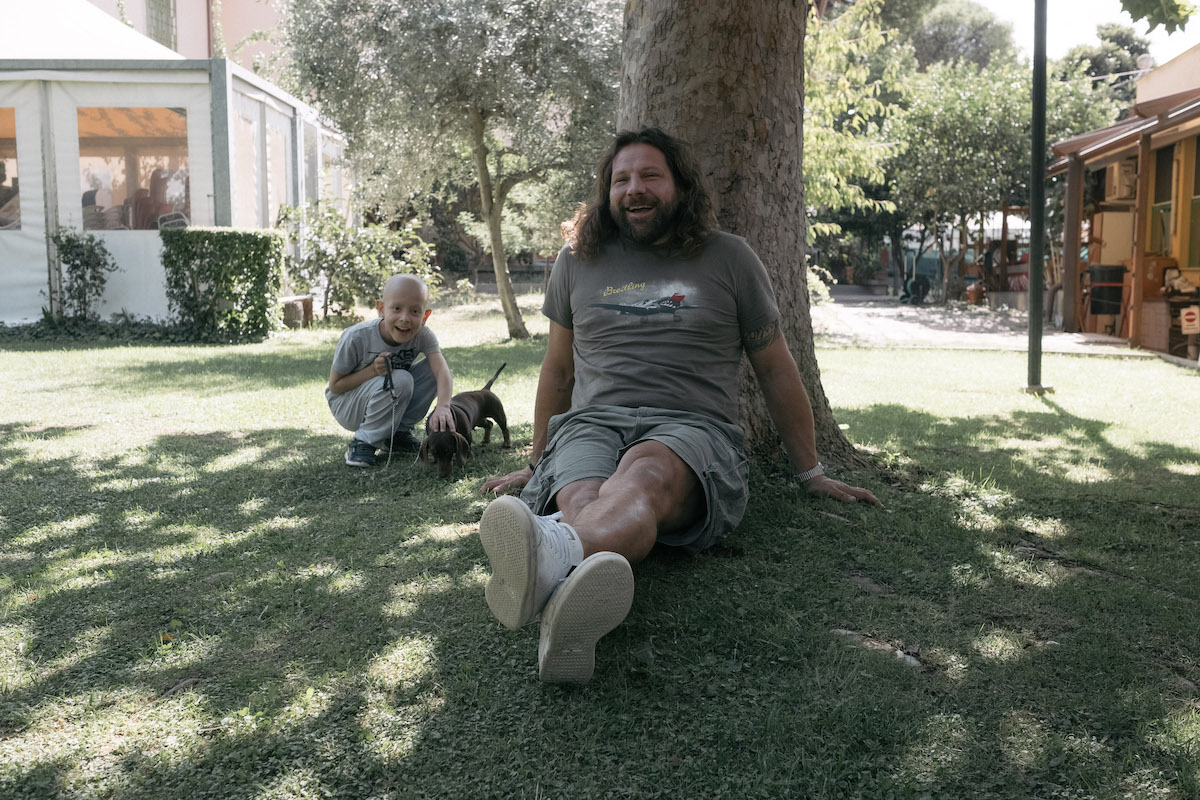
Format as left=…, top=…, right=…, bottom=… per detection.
left=327, top=359, right=436, bottom=448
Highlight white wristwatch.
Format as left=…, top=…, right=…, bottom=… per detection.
left=797, top=461, right=825, bottom=483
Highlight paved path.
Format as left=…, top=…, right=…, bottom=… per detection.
left=810, top=286, right=1152, bottom=357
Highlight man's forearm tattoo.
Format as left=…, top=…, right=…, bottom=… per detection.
left=743, top=319, right=781, bottom=354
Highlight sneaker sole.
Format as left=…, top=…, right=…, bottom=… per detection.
left=479, top=495, right=538, bottom=629
left=538, top=552, right=634, bottom=684
left=345, top=451, right=373, bottom=467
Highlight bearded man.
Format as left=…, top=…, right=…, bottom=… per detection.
left=479, top=127, right=879, bottom=683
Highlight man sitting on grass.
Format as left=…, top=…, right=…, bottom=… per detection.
left=326, top=274, right=454, bottom=467
left=479, top=127, right=880, bottom=684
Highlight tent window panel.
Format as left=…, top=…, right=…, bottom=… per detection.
left=233, top=114, right=260, bottom=227
left=304, top=123, right=319, bottom=204
left=1, top=108, right=19, bottom=230
left=78, top=107, right=189, bottom=230
left=267, top=125, right=288, bottom=224
left=321, top=141, right=349, bottom=212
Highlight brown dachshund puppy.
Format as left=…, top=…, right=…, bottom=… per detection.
left=419, top=363, right=511, bottom=477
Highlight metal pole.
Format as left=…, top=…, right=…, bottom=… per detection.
left=1026, top=0, right=1049, bottom=393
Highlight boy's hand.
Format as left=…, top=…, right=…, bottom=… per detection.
left=428, top=404, right=454, bottom=432
left=372, top=353, right=390, bottom=377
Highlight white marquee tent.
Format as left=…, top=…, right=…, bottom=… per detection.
left=0, top=0, right=348, bottom=324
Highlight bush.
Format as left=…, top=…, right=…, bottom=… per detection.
left=50, top=228, right=120, bottom=322
left=160, top=228, right=285, bottom=342
left=278, top=202, right=440, bottom=319
left=808, top=263, right=834, bottom=306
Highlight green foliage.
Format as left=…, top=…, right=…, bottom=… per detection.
left=887, top=62, right=1022, bottom=233
left=886, top=59, right=1121, bottom=238
left=283, top=0, right=619, bottom=336
left=807, top=262, right=834, bottom=305
left=911, top=0, right=1017, bottom=71
left=457, top=173, right=581, bottom=260
left=49, top=228, right=120, bottom=322
left=160, top=228, right=285, bottom=342
left=0, top=315, right=191, bottom=344
left=283, top=0, right=618, bottom=217
left=804, top=0, right=902, bottom=242
left=1057, top=24, right=1151, bottom=109
left=277, top=202, right=439, bottom=319
left=1118, top=0, right=1195, bottom=32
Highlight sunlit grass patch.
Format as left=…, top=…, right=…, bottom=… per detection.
left=988, top=545, right=1071, bottom=589
left=971, top=626, right=1026, bottom=663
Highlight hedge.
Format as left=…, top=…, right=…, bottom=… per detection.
left=160, top=228, right=285, bottom=342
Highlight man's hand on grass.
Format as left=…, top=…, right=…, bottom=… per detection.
left=804, top=474, right=882, bottom=506
left=481, top=466, right=534, bottom=495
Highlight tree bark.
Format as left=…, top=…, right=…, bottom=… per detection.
left=469, top=109, right=530, bottom=340
left=619, top=0, right=864, bottom=465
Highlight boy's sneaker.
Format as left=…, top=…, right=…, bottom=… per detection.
left=385, top=429, right=423, bottom=453
left=344, top=439, right=376, bottom=467
left=538, top=551, right=634, bottom=684
left=479, top=495, right=584, bottom=630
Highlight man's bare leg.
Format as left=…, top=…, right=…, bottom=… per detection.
left=554, top=440, right=704, bottom=563
left=534, top=441, right=702, bottom=681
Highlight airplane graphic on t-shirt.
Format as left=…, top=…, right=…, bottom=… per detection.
left=590, top=293, right=693, bottom=317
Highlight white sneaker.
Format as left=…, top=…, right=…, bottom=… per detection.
left=538, top=552, right=634, bottom=684
left=479, top=495, right=584, bottom=630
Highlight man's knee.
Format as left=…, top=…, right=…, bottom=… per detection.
left=610, top=442, right=697, bottom=496
left=556, top=479, right=603, bottom=519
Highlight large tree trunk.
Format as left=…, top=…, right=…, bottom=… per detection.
left=619, top=0, right=864, bottom=465
left=469, top=110, right=529, bottom=340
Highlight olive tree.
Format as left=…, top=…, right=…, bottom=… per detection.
left=284, top=0, right=620, bottom=338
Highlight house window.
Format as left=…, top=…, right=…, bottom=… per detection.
left=1191, top=135, right=1200, bottom=268
left=146, top=0, right=176, bottom=50
left=0, top=108, right=18, bottom=230
left=1149, top=143, right=1174, bottom=256
left=78, top=107, right=190, bottom=230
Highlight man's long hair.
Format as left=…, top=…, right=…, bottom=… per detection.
left=568, top=127, right=718, bottom=259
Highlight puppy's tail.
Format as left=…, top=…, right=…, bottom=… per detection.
left=481, top=362, right=507, bottom=391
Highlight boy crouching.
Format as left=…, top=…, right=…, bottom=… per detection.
left=326, top=274, right=454, bottom=467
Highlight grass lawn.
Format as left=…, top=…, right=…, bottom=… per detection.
left=2, top=293, right=1199, bottom=799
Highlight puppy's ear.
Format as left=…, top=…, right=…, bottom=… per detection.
left=418, top=437, right=430, bottom=464
left=454, top=433, right=470, bottom=466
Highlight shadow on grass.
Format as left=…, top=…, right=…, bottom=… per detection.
left=2, top=389, right=1199, bottom=797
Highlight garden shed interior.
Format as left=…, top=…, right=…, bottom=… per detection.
left=0, top=0, right=348, bottom=325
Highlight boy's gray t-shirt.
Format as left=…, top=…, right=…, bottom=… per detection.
left=542, top=231, right=780, bottom=426
left=324, top=319, right=439, bottom=402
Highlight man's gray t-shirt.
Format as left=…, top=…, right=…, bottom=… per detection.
left=542, top=231, right=780, bottom=426
left=324, top=319, right=439, bottom=402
